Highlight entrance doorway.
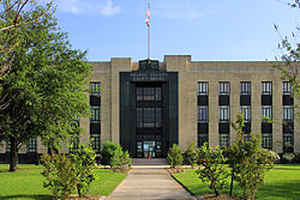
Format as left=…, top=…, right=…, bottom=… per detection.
left=136, top=141, right=162, bottom=158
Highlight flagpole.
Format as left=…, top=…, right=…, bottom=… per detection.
left=147, top=0, right=150, bottom=60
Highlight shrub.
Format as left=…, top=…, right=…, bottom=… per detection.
left=183, top=142, right=199, bottom=168
left=282, top=152, right=295, bottom=163
left=101, top=141, right=123, bottom=167
left=196, top=143, right=229, bottom=197
left=41, top=153, right=75, bottom=200
left=69, top=144, right=97, bottom=197
left=41, top=144, right=96, bottom=199
left=228, top=113, right=276, bottom=200
left=293, top=153, right=300, bottom=163
left=167, top=144, right=183, bottom=168
left=111, top=149, right=132, bottom=173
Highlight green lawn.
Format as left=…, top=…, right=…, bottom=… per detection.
left=172, top=164, right=300, bottom=200
left=0, top=164, right=127, bottom=200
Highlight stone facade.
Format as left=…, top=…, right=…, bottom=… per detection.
left=1, top=55, right=299, bottom=162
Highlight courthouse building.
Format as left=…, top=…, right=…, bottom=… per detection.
left=0, top=55, right=299, bottom=162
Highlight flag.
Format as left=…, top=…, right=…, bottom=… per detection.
left=145, top=1, right=150, bottom=27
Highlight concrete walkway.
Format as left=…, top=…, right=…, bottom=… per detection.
left=107, top=168, right=196, bottom=200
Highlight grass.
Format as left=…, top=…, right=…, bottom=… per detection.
left=172, top=164, right=300, bottom=200
left=0, top=164, right=127, bottom=200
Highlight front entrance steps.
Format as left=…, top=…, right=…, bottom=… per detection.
left=132, top=158, right=169, bottom=168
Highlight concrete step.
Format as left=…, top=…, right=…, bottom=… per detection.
left=132, top=158, right=168, bottom=166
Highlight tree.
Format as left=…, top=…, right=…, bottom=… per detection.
left=227, top=113, right=276, bottom=200
left=0, top=0, right=92, bottom=171
left=273, top=0, right=300, bottom=155
left=0, top=0, right=51, bottom=111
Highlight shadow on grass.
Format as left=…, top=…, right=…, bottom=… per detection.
left=0, top=195, right=52, bottom=200
left=257, top=180, right=300, bottom=199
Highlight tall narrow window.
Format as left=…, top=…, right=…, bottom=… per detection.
left=26, top=137, right=37, bottom=153
left=283, top=106, right=294, bottom=121
left=219, top=134, right=230, bottom=147
left=6, top=140, right=11, bottom=153
left=262, top=82, right=272, bottom=95
left=219, top=82, right=230, bottom=95
left=283, top=81, right=292, bottom=95
left=240, top=106, right=251, bottom=122
left=262, top=133, right=272, bottom=149
left=198, top=106, right=208, bottom=122
left=240, top=81, right=251, bottom=95
left=262, top=105, right=272, bottom=121
left=198, top=82, right=208, bottom=96
left=219, top=106, right=230, bottom=122
left=90, top=82, right=101, bottom=153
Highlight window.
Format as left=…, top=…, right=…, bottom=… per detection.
left=144, top=88, right=155, bottom=101
left=283, top=81, right=292, bottom=95
left=243, top=133, right=251, bottom=142
left=198, top=106, right=208, bottom=122
left=26, top=137, right=37, bottom=153
left=240, top=106, right=251, bottom=122
left=219, top=134, right=230, bottom=147
left=91, top=135, right=100, bottom=153
left=219, top=106, right=230, bottom=122
left=70, top=136, right=79, bottom=151
left=240, top=81, right=251, bottom=95
left=219, top=82, right=230, bottom=95
left=91, top=106, right=101, bottom=122
left=144, top=108, right=155, bottom=127
left=198, top=82, right=208, bottom=96
left=136, top=107, right=161, bottom=128
left=283, top=133, right=293, bottom=152
left=283, top=106, right=294, bottom=121
left=262, top=133, right=272, bottom=149
left=90, top=82, right=101, bottom=96
left=155, top=88, right=161, bottom=101
left=198, top=133, right=208, bottom=147
left=156, top=108, right=162, bottom=128
left=262, top=81, right=272, bottom=95
left=137, top=87, right=143, bottom=101
left=262, top=105, right=272, bottom=121
left=6, top=140, right=11, bottom=153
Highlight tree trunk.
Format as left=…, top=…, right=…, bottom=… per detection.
left=229, top=172, right=234, bottom=196
left=9, top=136, right=18, bottom=172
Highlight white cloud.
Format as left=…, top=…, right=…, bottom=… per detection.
left=45, top=0, right=120, bottom=16
left=99, top=0, right=120, bottom=16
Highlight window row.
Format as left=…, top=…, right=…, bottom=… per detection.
left=198, top=105, right=294, bottom=122
left=197, top=81, right=293, bottom=96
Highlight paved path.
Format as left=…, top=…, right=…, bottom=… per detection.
left=107, top=168, right=196, bottom=200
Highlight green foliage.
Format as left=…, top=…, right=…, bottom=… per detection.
left=41, top=153, right=75, bottom=200
left=41, top=144, right=96, bottom=199
left=0, top=0, right=92, bottom=171
left=101, top=141, right=122, bottom=167
left=68, top=144, right=96, bottom=197
left=101, top=141, right=131, bottom=170
left=196, top=143, right=229, bottom=197
left=111, top=149, right=132, bottom=170
left=228, top=113, right=276, bottom=200
left=183, top=142, right=199, bottom=168
left=167, top=144, right=183, bottom=168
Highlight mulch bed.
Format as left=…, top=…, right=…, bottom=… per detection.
left=198, top=194, right=240, bottom=200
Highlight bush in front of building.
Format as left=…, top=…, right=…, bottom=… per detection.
left=167, top=144, right=183, bottom=168
left=196, top=143, right=229, bottom=197
left=183, top=142, right=199, bottom=168
left=101, top=141, right=131, bottom=171
left=101, top=141, right=123, bottom=167
left=111, top=149, right=132, bottom=173
left=41, top=144, right=96, bottom=199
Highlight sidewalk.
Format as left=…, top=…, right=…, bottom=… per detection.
left=107, top=168, right=196, bottom=200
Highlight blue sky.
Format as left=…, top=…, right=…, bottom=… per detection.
left=49, top=0, right=299, bottom=61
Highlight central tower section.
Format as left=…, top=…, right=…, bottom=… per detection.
left=120, top=59, right=178, bottom=158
